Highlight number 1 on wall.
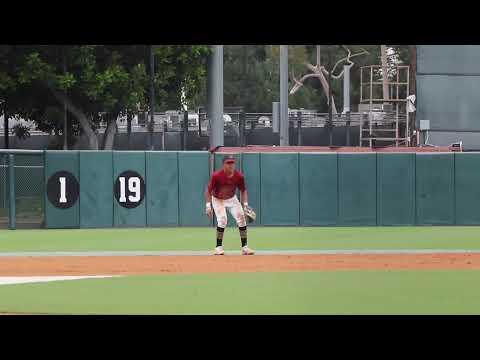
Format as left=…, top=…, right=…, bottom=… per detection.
left=118, top=177, right=127, bottom=203
left=59, top=177, right=67, bottom=203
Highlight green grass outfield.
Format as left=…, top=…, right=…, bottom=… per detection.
left=1, top=226, right=480, bottom=252
left=1, top=271, right=480, bottom=314
left=1, top=226, right=480, bottom=315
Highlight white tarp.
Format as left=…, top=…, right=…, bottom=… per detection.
left=407, top=95, right=416, bottom=113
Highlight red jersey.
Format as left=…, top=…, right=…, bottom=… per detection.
left=208, top=170, right=246, bottom=200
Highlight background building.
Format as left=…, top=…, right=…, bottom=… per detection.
left=417, top=45, right=480, bottom=150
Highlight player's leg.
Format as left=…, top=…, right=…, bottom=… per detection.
left=211, top=196, right=227, bottom=255
left=228, top=196, right=254, bottom=255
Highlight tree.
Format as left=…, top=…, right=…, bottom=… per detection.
left=222, top=45, right=276, bottom=112
left=121, top=45, right=413, bottom=118
left=301, top=45, right=412, bottom=112
left=0, top=45, right=42, bottom=145
left=0, top=45, right=210, bottom=149
left=290, top=45, right=369, bottom=114
left=214, top=45, right=324, bottom=113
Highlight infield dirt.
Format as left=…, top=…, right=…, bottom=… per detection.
left=0, top=253, right=479, bottom=276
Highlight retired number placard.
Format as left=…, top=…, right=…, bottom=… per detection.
left=46, top=171, right=80, bottom=209
left=114, top=170, right=146, bottom=208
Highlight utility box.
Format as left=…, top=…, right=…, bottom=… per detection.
left=420, top=120, right=430, bottom=131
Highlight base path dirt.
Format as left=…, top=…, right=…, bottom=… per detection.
left=0, top=253, right=480, bottom=276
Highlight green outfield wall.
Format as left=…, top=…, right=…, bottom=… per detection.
left=34, top=151, right=480, bottom=228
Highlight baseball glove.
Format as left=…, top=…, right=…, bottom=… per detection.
left=244, top=205, right=256, bottom=223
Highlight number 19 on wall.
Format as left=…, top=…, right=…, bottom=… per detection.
left=114, top=171, right=145, bottom=209
left=118, top=176, right=141, bottom=203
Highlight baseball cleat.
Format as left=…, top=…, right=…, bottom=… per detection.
left=214, top=246, right=225, bottom=255
left=241, top=246, right=255, bottom=255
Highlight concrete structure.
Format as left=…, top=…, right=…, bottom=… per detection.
left=207, top=45, right=224, bottom=149
left=416, top=45, right=480, bottom=149
left=279, top=45, right=289, bottom=146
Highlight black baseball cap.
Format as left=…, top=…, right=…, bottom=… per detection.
left=223, top=155, right=236, bottom=164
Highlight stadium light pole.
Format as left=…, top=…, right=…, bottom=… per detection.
left=207, top=45, right=224, bottom=150
left=279, top=45, right=289, bottom=146
left=343, top=63, right=352, bottom=146
left=327, top=47, right=333, bottom=146
left=343, top=63, right=352, bottom=114
left=149, top=45, right=155, bottom=150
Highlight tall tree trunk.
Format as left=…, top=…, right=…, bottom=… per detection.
left=380, top=45, right=390, bottom=103
left=318, top=71, right=337, bottom=114
left=63, top=48, right=68, bottom=150
left=102, top=116, right=117, bottom=150
left=126, top=112, right=132, bottom=150
left=242, top=45, right=248, bottom=75
left=316, top=45, right=321, bottom=67
left=409, top=45, right=416, bottom=96
left=48, top=86, right=99, bottom=149
left=316, top=45, right=337, bottom=114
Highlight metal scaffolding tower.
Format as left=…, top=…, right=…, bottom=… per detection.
left=359, top=65, right=411, bottom=147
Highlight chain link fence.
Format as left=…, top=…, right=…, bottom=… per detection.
left=0, top=151, right=44, bottom=229
left=0, top=154, right=8, bottom=227
left=80, top=109, right=410, bottom=150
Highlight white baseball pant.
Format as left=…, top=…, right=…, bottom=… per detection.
left=212, top=195, right=246, bottom=228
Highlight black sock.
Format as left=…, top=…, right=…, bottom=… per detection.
left=216, top=227, right=225, bottom=247
left=239, top=226, right=247, bottom=247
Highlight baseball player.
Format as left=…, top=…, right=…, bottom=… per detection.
left=205, top=155, right=255, bottom=255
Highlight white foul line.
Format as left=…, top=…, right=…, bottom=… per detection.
left=0, top=275, right=118, bottom=286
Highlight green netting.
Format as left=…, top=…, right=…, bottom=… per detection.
left=299, top=153, right=338, bottom=225
left=146, top=152, right=180, bottom=226
left=454, top=153, right=480, bottom=225
left=178, top=152, right=211, bottom=226
left=260, top=153, right=300, bottom=225
left=377, top=153, right=416, bottom=225
left=338, top=154, right=377, bottom=226
left=80, top=151, right=114, bottom=228
left=415, top=154, right=455, bottom=225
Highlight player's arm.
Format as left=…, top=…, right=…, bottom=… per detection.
left=204, top=184, right=212, bottom=204
left=240, top=189, right=249, bottom=207
left=238, top=174, right=249, bottom=208
left=205, top=179, right=214, bottom=218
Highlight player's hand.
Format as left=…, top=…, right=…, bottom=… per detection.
left=243, top=203, right=256, bottom=223
left=206, top=203, right=213, bottom=218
